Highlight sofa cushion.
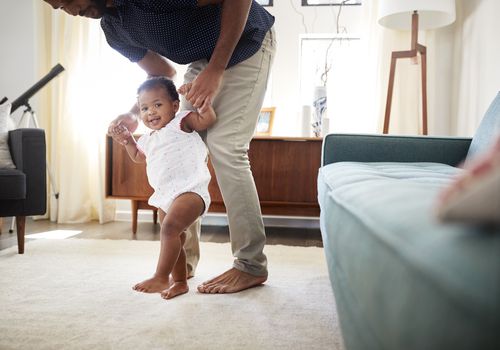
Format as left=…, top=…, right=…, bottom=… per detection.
left=0, top=169, right=26, bottom=199
left=466, top=91, right=500, bottom=160
left=318, top=162, right=500, bottom=350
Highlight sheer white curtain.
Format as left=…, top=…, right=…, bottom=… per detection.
left=450, top=0, right=500, bottom=136
left=36, top=3, right=146, bottom=223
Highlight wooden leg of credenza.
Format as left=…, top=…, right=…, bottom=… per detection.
left=131, top=200, right=138, bottom=234
left=153, top=209, right=158, bottom=225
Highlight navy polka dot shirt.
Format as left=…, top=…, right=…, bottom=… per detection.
left=101, top=0, right=275, bottom=68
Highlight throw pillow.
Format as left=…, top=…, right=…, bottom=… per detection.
left=0, top=102, right=16, bottom=169
left=465, top=92, right=500, bottom=161
left=436, top=135, right=500, bottom=225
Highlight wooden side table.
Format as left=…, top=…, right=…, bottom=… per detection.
left=105, top=135, right=322, bottom=232
left=105, top=135, right=157, bottom=234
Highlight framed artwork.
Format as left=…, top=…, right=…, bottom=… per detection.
left=302, top=0, right=361, bottom=6
left=255, top=107, right=275, bottom=136
left=256, top=0, right=273, bottom=6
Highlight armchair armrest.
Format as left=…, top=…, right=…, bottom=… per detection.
left=322, top=134, right=472, bottom=167
left=8, top=128, right=46, bottom=214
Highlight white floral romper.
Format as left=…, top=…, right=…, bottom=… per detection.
left=137, top=111, right=211, bottom=215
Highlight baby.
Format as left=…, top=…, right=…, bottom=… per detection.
left=110, top=76, right=216, bottom=299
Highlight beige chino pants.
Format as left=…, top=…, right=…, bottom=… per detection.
left=180, top=28, right=276, bottom=277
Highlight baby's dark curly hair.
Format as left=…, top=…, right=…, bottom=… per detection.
left=137, top=76, right=179, bottom=102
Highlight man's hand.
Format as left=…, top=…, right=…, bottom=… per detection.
left=107, top=112, right=139, bottom=145
left=184, top=67, right=223, bottom=113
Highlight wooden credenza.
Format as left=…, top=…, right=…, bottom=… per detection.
left=105, top=135, right=322, bottom=232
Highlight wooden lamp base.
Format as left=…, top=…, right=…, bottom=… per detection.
left=383, top=11, right=428, bottom=135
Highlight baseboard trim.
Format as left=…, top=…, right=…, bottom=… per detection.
left=115, top=210, right=320, bottom=229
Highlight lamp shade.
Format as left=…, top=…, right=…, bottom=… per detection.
left=378, top=0, right=456, bottom=30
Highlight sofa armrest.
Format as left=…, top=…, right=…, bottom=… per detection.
left=8, top=128, right=47, bottom=214
left=322, top=133, right=472, bottom=167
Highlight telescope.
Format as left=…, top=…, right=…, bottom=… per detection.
left=1, top=64, right=65, bottom=233
left=10, top=63, right=65, bottom=114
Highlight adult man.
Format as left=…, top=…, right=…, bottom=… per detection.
left=42, top=0, right=276, bottom=294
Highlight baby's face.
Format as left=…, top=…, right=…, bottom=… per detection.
left=138, top=87, right=179, bottom=130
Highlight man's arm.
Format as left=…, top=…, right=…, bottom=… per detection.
left=185, top=0, right=252, bottom=112
left=137, top=50, right=177, bottom=78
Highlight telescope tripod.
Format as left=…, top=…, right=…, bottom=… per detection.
left=8, top=104, right=58, bottom=233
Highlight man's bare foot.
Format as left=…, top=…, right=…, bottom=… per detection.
left=197, top=268, right=267, bottom=294
left=133, top=275, right=172, bottom=293
left=161, top=281, right=189, bottom=299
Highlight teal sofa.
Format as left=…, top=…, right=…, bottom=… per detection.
left=318, top=93, right=500, bottom=350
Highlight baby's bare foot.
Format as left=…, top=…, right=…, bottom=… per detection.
left=133, top=275, right=172, bottom=293
left=161, top=281, right=189, bottom=300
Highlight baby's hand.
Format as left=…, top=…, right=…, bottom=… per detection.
left=109, top=124, right=131, bottom=145
left=178, top=83, right=191, bottom=96
left=109, top=124, right=128, bottom=135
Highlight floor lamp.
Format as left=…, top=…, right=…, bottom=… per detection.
left=378, top=0, right=456, bottom=135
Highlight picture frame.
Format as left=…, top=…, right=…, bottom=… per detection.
left=255, top=107, right=275, bottom=136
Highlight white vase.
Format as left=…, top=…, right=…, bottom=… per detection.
left=301, top=105, right=312, bottom=137
left=322, top=117, right=330, bottom=136
left=312, top=86, right=327, bottom=137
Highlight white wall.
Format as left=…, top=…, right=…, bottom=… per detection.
left=0, top=1, right=37, bottom=122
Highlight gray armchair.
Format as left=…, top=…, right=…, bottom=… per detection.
left=0, top=128, right=46, bottom=253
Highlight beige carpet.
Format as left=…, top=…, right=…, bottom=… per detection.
left=0, top=238, right=343, bottom=350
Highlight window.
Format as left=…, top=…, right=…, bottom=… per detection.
left=302, top=0, right=361, bottom=6
left=299, top=34, right=364, bottom=132
left=256, top=0, right=273, bottom=6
